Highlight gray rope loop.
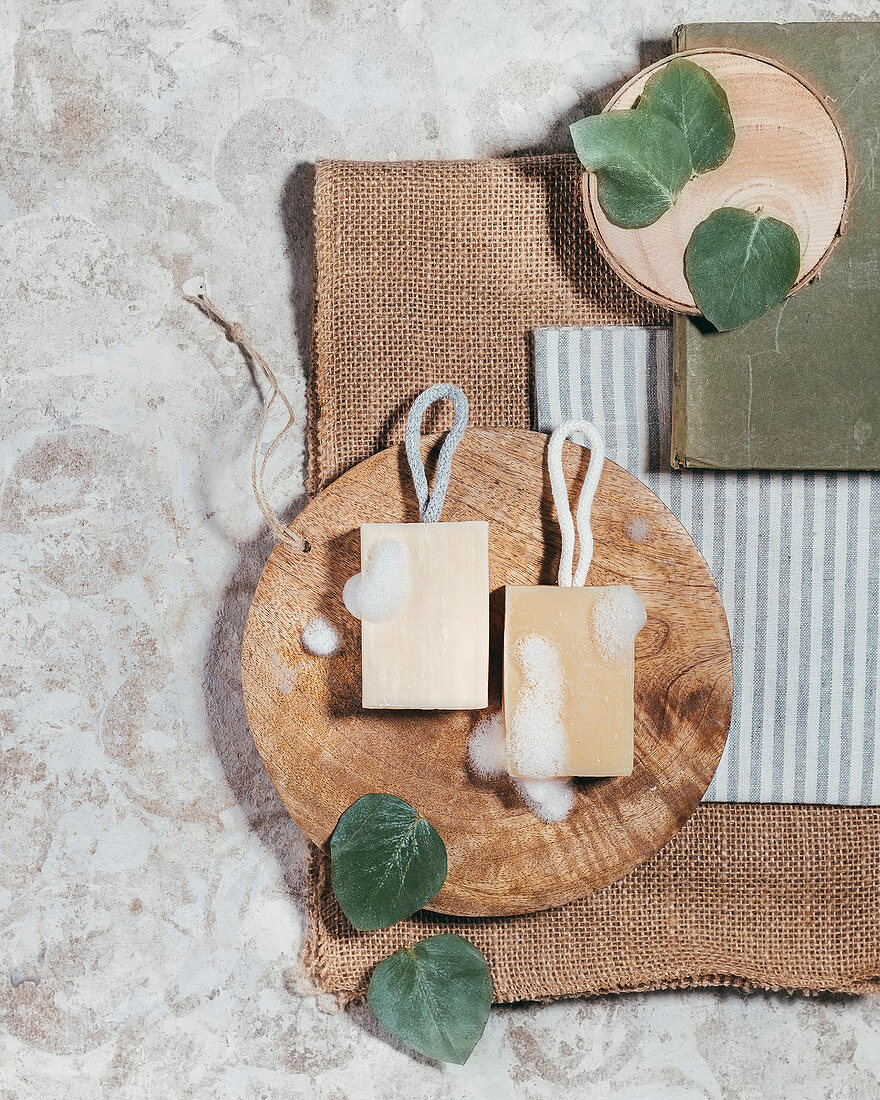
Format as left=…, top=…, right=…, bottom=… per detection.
left=405, top=383, right=470, bottom=522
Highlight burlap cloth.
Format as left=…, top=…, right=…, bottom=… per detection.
left=304, top=155, right=880, bottom=1001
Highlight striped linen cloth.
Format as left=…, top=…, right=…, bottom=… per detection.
left=534, top=326, right=880, bottom=804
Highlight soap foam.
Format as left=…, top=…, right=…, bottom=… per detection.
left=624, top=516, right=651, bottom=544
left=466, top=708, right=576, bottom=822
left=590, top=586, right=647, bottom=665
left=301, top=615, right=342, bottom=657
left=269, top=652, right=297, bottom=694
left=508, top=633, right=568, bottom=779
left=343, top=537, right=411, bottom=623
left=467, top=711, right=508, bottom=779
left=513, top=777, right=576, bottom=824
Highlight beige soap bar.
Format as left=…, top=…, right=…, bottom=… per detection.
left=360, top=521, right=489, bottom=710
left=504, top=585, right=645, bottom=778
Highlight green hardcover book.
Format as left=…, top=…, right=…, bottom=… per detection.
left=671, top=22, right=880, bottom=470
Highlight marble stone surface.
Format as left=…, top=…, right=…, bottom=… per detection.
left=2, top=0, right=879, bottom=1096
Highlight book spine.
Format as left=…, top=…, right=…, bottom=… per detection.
left=670, top=315, right=689, bottom=469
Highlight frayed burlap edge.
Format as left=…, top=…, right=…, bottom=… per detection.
left=303, top=843, right=880, bottom=1006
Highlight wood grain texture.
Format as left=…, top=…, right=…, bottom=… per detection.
left=584, top=49, right=851, bottom=313
left=242, top=428, right=732, bottom=917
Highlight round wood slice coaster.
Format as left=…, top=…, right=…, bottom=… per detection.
left=242, top=428, right=732, bottom=917
left=583, top=49, right=851, bottom=313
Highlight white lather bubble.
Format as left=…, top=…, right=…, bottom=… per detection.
left=508, top=633, right=568, bottom=779
left=590, top=586, right=647, bottom=665
left=343, top=537, right=411, bottom=623
left=467, top=711, right=508, bottom=779
left=301, top=615, right=342, bottom=657
left=513, top=777, right=576, bottom=824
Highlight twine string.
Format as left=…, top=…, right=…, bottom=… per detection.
left=404, top=383, right=470, bottom=522
left=547, top=419, right=606, bottom=587
left=183, top=286, right=297, bottom=545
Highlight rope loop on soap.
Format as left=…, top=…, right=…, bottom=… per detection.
left=548, top=419, right=606, bottom=587
left=183, top=286, right=298, bottom=547
left=405, top=384, right=469, bottom=523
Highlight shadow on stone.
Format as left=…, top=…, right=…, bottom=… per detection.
left=201, top=162, right=318, bottom=913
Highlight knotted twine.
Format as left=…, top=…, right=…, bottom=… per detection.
left=182, top=279, right=299, bottom=546
left=185, top=285, right=471, bottom=537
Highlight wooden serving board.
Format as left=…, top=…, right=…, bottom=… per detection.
left=584, top=49, right=850, bottom=313
left=242, top=428, right=733, bottom=917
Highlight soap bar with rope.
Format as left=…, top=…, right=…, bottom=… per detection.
left=504, top=421, right=646, bottom=779
left=360, top=521, right=489, bottom=709
left=347, top=385, right=489, bottom=711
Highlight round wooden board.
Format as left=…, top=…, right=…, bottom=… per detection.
left=242, top=428, right=733, bottom=917
left=584, top=49, right=851, bottom=312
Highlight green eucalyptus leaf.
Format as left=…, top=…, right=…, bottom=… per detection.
left=368, top=935, right=492, bottom=1064
left=685, top=207, right=801, bottom=331
left=330, top=793, right=447, bottom=931
left=571, top=108, right=692, bottom=228
left=639, top=58, right=735, bottom=175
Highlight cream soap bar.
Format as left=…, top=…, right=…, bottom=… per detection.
left=360, top=521, right=489, bottom=710
left=503, top=584, right=646, bottom=778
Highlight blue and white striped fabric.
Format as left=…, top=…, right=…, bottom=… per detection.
left=534, top=326, right=880, bottom=804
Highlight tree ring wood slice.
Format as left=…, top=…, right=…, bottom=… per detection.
left=242, top=428, right=733, bottom=917
left=583, top=49, right=851, bottom=313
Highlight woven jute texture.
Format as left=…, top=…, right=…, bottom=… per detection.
left=309, top=156, right=665, bottom=492
left=305, top=156, right=880, bottom=1001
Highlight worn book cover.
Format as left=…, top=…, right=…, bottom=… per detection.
left=671, top=22, right=880, bottom=470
